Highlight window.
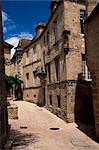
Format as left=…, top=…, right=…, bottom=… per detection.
left=49, top=95, right=52, bottom=105
left=33, top=45, right=36, bottom=54
left=33, top=71, right=37, bottom=78
left=53, top=19, right=58, bottom=43
left=63, top=32, right=69, bottom=48
left=26, top=73, right=29, bottom=80
left=57, top=95, right=61, bottom=108
left=47, top=31, right=50, bottom=50
left=55, top=58, right=60, bottom=81
left=26, top=51, right=29, bottom=64
left=44, top=36, right=45, bottom=44
left=26, top=51, right=29, bottom=58
left=80, top=10, right=85, bottom=34
left=34, top=95, right=36, bottom=97
left=48, top=63, right=51, bottom=83
left=82, top=54, right=91, bottom=81
left=43, top=51, right=45, bottom=65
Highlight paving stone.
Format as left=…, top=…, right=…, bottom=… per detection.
left=7, top=101, right=99, bottom=150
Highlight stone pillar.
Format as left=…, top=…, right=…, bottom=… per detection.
left=0, top=1, right=8, bottom=149
left=66, top=81, right=76, bottom=123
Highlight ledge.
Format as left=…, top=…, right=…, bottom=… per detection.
left=23, top=59, right=41, bottom=68
left=24, top=86, right=41, bottom=90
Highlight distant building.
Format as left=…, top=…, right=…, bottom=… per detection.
left=4, top=41, right=13, bottom=76
left=22, top=24, right=45, bottom=104
left=85, top=2, right=99, bottom=141
left=11, top=39, right=31, bottom=100
left=11, top=39, right=31, bottom=80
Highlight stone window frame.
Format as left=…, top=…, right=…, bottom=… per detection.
left=47, top=63, right=51, bottom=83
left=26, top=50, right=29, bottom=64
left=47, top=31, right=50, bottom=51
left=53, top=16, right=58, bottom=44
left=80, top=9, right=86, bottom=34
left=57, top=95, right=61, bottom=108
left=26, top=73, right=29, bottom=80
left=33, top=45, right=36, bottom=54
left=82, top=54, right=92, bottom=81
left=55, top=57, right=60, bottom=82
left=44, top=35, right=46, bottom=44
left=49, top=95, right=52, bottom=106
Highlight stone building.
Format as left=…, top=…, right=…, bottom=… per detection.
left=22, top=24, right=46, bottom=104
left=22, top=0, right=95, bottom=125
left=11, top=39, right=31, bottom=100
left=39, top=0, right=93, bottom=123
left=85, top=2, right=99, bottom=141
left=11, top=39, right=31, bottom=80
left=4, top=41, right=13, bottom=76
left=86, top=0, right=99, bottom=15
left=0, top=2, right=8, bottom=149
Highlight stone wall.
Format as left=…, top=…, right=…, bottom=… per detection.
left=0, top=2, right=8, bottom=149
left=4, top=46, right=11, bottom=76
left=85, top=8, right=99, bottom=140
left=8, top=103, right=18, bottom=119
left=22, top=0, right=94, bottom=127
left=23, top=39, right=42, bottom=103
left=44, top=1, right=86, bottom=122
left=87, top=0, right=99, bottom=16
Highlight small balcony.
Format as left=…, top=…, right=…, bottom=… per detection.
left=36, top=67, right=47, bottom=79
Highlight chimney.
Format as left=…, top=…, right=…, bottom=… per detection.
left=35, top=23, right=46, bottom=37
left=50, top=0, right=60, bottom=14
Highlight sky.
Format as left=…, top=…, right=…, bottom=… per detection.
left=2, top=0, right=51, bottom=56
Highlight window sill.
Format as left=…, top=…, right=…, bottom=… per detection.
left=47, top=80, right=60, bottom=86
left=80, top=34, right=84, bottom=37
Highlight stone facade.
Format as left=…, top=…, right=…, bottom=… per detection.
left=4, top=41, right=13, bottom=76
left=22, top=0, right=94, bottom=125
left=11, top=39, right=31, bottom=80
left=7, top=102, right=18, bottom=119
left=7, top=0, right=99, bottom=140
left=11, top=39, right=31, bottom=100
left=87, top=0, right=99, bottom=16
left=23, top=35, right=42, bottom=103
left=85, top=3, right=99, bottom=140
left=0, top=2, right=8, bottom=149
left=42, top=0, right=87, bottom=122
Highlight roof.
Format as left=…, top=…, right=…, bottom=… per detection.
left=3, top=41, right=13, bottom=49
left=85, top=2, right=99, bottom=23
left=50, top=0, right=60, bottom=10
left=15, top=39, right=31, bottom=49
left=11, top=38, right=31, bottom=62
left=35, top=23, right=46, bottom=29
left=23, top=1, right=62, bottom=50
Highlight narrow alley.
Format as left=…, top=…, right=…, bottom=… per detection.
left=8, top=101, right=99, bottom=150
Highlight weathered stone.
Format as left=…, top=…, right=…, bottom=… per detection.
left=85, top=3, right=99, bottom=141
left=7, top=103, right=18, bottom=119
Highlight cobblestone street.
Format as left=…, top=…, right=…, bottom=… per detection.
left=8, top=101, right=99, bottom=150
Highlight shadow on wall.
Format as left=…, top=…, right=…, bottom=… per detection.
left=37, top=78, right=46, bottom=107
left=9, top=128, right=39, bottom=149
left=37, top=87, right=45, bottom=107
left=74, top=73, right=96, bottom=141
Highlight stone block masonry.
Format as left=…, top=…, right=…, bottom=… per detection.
left=0, top=1, right=8, bottom=149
